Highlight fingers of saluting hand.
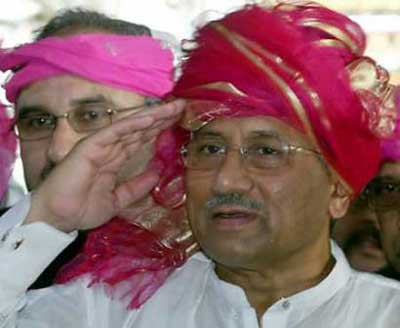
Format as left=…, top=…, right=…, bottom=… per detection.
left=114, top=170, right=160, bottom=209
left=133, top=99, right=186, bottom=121
left=88, top=99, right=185, bottom=149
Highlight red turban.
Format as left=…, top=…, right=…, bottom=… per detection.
left=173, top=2, right=399, bottom=195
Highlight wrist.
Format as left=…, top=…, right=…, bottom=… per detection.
left=24, top=192, right=76, bottom=233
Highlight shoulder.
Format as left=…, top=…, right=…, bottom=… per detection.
left=322, top=270, right=400, bottom=325
left=23, top=276, right=130, bottom=327
left=350, top=270, right=400, bottom=293
left=344, top=270, right=400, bottom=313
left=143, top=252, right=214, bottom=307
left=162, top=252, right=213, bottom=289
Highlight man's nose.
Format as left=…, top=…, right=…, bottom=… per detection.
left=46, top=119, right=84, bottom=164
left=212, top=150, right=254, bottom=195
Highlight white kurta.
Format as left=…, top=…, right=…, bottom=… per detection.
left=0, top=196, right=399, bottom=328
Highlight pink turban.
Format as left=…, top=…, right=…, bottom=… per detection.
left=0, top=33, right=174, bottom=102
left=172, top=3, right=399, bottom=195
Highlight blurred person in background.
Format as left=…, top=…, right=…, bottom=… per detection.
left=332, top=190, right=387, bottom=272
left=370, top=117, right=400, bottom=280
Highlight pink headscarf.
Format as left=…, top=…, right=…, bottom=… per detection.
left=172, top=3, right=399, bottom=195
left=0, top=104, right=16, bottom=201
left=0, top=33, right=174, bottom=102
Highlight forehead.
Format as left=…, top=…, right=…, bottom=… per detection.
left=195, top=116, right=311, bottom=144
left=16, top=75, right=144, bottom=112
left=379, top=161, right=400, bottom=178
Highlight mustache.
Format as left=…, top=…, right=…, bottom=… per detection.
left=205, top=192, right=263, bottom=211
left=344, top=223, right=382, bottom=253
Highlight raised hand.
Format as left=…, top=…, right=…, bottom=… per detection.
left=25, top=100, right=185, bottom=232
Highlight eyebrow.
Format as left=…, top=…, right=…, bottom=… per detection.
left=193, top=129, right=280, bottom=139
left=376, top=175, right=400, bottom=183
left=17, top=95, right=112, bottom=116
left=17, top=105, right=49, bottom=118
left=247, top=130, right=280, bottom=138
left=192, top=130, right=224, bottom=138
left=70, top=95, right=111, bottom=107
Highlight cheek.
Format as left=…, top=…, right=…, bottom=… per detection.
left=258, top=167, right=331, bottom=237
left=289, top=167, right=331, bottom=215
left=380, top=217, right=399, bottom=250
left=185, top=172, right=213, bottom=231
left=20, top=142, right=49, bottom=187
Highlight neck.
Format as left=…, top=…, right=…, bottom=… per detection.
left=215, top=241, right=334, bottom=320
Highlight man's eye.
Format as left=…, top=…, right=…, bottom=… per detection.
left=74, top=105, right=109, bottom=123
left=79, top=110, right=101, bottom=121
left=22, top=116, right=53, bottom=128
left=196, top=144, right=224, bottom=155
left=249, top=145, right=282, bottom=156
left=382, top=183, right=399, bottom=193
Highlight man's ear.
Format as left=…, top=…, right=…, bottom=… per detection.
left=328, top=182, right=351, bottom=219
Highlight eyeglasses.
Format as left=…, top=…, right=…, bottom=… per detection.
left=181, top=135, right=321, bottom=171
left=14, top=100, right=160, bottom=141
left=366, top=177, right=400, bottom=214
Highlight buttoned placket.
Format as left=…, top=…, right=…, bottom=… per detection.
left=261, top=298, right=291, bottom=327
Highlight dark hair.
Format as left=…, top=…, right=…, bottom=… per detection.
left=35, top=8, right=151, bottom=40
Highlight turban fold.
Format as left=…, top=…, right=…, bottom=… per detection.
left=173, top=3, right=399, bottom=195
left=0, top=33, right=174, bottom=102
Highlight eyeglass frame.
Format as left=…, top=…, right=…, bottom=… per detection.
left=180, top=137, right=323, bottom=171
left=12, top=98, right=161, bottom=141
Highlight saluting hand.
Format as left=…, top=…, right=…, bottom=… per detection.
left=25, top=100, right=185, bottom=233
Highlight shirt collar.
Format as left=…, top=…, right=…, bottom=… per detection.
left=191, top=241, right=353, bottom=320
left=281, top=241, right=352, bottom=322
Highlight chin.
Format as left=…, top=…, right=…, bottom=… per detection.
left=201, top=240, right=261, bottom=268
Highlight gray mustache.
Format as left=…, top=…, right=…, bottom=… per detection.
left=205, top=193, right=263, bottom=211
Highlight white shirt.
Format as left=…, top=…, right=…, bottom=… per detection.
left=0, top=196, right=399, bottom=328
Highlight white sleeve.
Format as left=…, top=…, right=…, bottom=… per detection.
left=0, top=195, right=78, bottom=327
left=14, top=277, right=131, bottom=328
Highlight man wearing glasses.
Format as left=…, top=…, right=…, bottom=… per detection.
left=0, top=9, right=192, bottom=297
left=0, top=3, right=399, bottom=327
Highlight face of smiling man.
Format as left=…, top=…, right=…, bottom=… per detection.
left=184, top=116, right=349, bottom=272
